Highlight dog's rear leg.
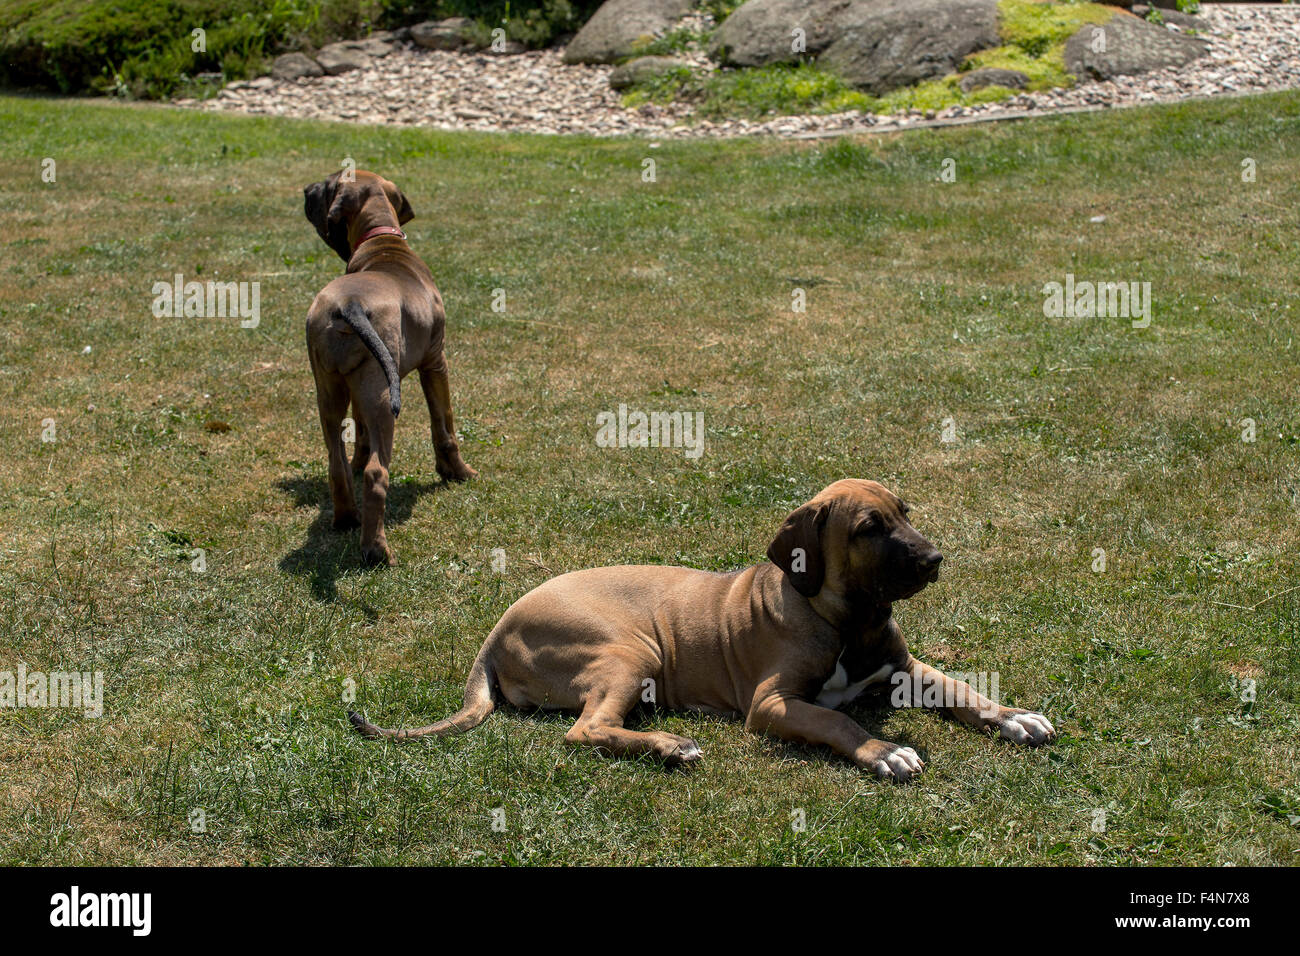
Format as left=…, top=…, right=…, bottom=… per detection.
left=565, top=673, right=702, bottom=768
left=419, top=360, right=477, bottom=482
left=349, top=413, right=370, bottom=473
left=353, top=368, right=397, bottom=567
left=313, top=369, right=358, bottom=531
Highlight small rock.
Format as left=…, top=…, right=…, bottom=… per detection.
left=316, top=41, right=371, bottom=75
left=358, top=37, right=394, bottom=57
left=411, top=18, right=474, bottom=51
left=608, top=55, right=691, bottom=90
left=1154, top=9, right=1202, bottom=30
left=271, top=52, right=324, bottom=81
left=959, top=67, right=1029, bottom=92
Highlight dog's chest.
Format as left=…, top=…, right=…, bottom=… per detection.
left=815, top=657, right=894, bottom=709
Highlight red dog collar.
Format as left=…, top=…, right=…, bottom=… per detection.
left=353, top=225, right=406, bottom=251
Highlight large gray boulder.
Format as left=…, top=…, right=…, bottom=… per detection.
left=708, top=0, right=847, bottom=65
left=710, top=0, right=999, bottom=94
left=562, top=0, right=695, bottom=64
left=1064, top=13, right=1207, bottom=81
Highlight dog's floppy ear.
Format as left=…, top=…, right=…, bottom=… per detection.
left=303, top=172, right=351, bottom=263
left=767, top=501, right=829, bottom=597
left=385, top=181, right=414, bottom=225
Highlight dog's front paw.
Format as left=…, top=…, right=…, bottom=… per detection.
left=996, top=710, right=1055, bottom=746
left=666, top=738, right=703, bottom=767
left=857, top=741, right=924, bottom=782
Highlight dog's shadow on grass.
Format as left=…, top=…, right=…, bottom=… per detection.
left=277, top=472, right=445, bottom=607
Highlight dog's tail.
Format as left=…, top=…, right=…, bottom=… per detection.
left=349, top=650, right=496, bottom=740
left=339, top=300, right=401, bottom=418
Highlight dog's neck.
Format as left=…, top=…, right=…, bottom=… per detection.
left=809, top=589, right=893, bottom=640
left=346, top=197, right=404, bottom=258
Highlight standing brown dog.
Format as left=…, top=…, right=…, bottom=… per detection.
left=351, top=480, right=1054, bottom=780
left=303, top=170, right=476, bottom=566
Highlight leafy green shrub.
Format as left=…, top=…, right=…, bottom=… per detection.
left=0, top=0, right=603, bottom=98
left=700, top=0, right=740, bottom=22
left=627, top=25, right=707, bottom=59
left=457, top=0, right=595, bottom=48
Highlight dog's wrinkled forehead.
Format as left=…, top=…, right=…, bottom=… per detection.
left=812, top=479, right=903, bottom=522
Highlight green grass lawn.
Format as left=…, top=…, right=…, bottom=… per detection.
left=1, top=91, right=1298, bottom=865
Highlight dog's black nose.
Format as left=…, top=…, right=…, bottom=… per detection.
left=921, top=551, right=943, bottom=570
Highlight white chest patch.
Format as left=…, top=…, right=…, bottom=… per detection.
left=815, top=660, right=895, bottom=709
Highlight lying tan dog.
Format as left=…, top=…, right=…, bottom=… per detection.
left=350, top=479, right=1054, bottom=780
left=303, top=169, right=476, bottom=566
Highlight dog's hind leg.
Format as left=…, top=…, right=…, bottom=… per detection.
left=419, top=359, right=477, bottom=482
left=313, top=368, right=359, bottom=531
left=564, top=668, right=703, bottom=768
left=352, top=365, right=397, bottom=567
left=349, top=413, right=370, bottom=473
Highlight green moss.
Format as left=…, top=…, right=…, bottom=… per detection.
left=866, top=74, right=1019, bottom=115
left=620, top=65, right=697, bottom=108
left=624, top=62, right=871, bottom=117
left=986, top=0, right=1116, bottom=88
left=962, top=45, right=1070, bottom=92
left=998, top=0, right=1116, bottom=58
left=700, top=62, right=874, bottom=117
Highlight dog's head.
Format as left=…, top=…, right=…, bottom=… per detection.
left=767, top=479, right=942, bottom=607
left=303, top=170, right=415, bottom=263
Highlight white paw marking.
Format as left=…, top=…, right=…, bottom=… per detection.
left=874, top=745, right=924, bottom=782
left=676, top=741, right=703, bottom=761
left=999, top=712, right=1055, bottom=746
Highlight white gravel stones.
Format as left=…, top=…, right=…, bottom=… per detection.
left=173, top=5, right=1300, bottom=139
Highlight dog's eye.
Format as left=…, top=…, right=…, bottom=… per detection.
left=854, top=517, right=882, bottom=537
left=900, top=503, right=911, bottom=515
